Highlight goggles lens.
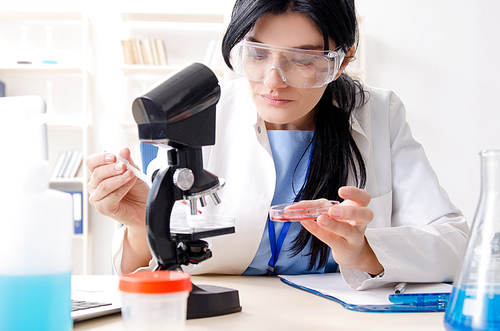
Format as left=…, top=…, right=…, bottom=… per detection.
left=231, top=41, right=346, bottom=88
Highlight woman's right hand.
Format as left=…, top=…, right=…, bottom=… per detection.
left=86, top=147, right=150, bottom=229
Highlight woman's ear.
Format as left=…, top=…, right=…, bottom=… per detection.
left=334, top=46, right=356, bottom=80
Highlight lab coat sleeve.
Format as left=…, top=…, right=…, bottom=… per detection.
left=110, top=147, right=167, bottom=275
left=111, top=225, right=125, bottom=275
left=340, top=91, right=469, bottom=290
left=111, top=225, right=157, bottom=275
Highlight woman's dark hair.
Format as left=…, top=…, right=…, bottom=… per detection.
left=221, top=0, right=368, bottom=271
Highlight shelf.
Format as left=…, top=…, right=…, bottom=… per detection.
left=0, top=11, right=93, bottom=275
left=121, top=12, right=225, bottom=24
left=0, top=65, right=87, bottom=74
left=121, top=64, right=224, bottom=77
left=50, top=177, right=86, bottom=185
left=0, top=11, right=84, bottom=22
left=121, top=64, right=177, bottom=76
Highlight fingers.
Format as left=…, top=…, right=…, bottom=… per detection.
left=299, top=188, right=382, bottom=272
left=338, top=186, right=371, bottom=207
left=86, top=149, right=138, bottom=215
left=87, top=155, right=126, bottom=188
left=88, top=163, right=138, bottom=217
left=88, top=164, right=135, bottom=201
left=117, top=147, right=131, bottom=160
left=117, top=147, right=140, bottom=169
left=327, top=204, right=373, bottom=227
left=85, top=152, right=116, bottom=173
left=300, top=219, right=332, bottom=243
left=86, top=147, right=138, bottom=173
left=297, top=187, right=373, bottom=248
left=91, top=177, right=137, bottom=217
left=86, top=148, right=139, bottom=190
left=301, top=218, right=362, bottom=249
left=285, top=199, right=332, bottom=210
left=301, top=215, right=368, bottom=269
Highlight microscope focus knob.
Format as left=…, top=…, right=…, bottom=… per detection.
left=173, top=168, right=195, bottom=191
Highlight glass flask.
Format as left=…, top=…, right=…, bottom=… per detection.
left=444, top=150, right=500, bottom=331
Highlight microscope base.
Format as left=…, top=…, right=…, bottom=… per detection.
left=187, top=284, right=242, bottom=319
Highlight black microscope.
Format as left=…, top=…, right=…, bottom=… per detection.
left=132, top=63, right=241, bottom=319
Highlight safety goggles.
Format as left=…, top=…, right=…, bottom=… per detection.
left=231, top=40, right=346, bottom=88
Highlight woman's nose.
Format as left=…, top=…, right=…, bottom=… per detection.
left=263, top=66, right=288, bottom=90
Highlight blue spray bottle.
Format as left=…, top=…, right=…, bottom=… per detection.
left=0, top=96, right=73, bottom=331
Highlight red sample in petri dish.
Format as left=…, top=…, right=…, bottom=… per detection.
left=269, top=200, right=339, bottom=222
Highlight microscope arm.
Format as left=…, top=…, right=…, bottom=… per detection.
left=145, top=165, right=182, bottom=270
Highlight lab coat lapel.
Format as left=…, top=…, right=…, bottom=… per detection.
left=185, top=81, right=275, bottom=275
left=350, top=101, right=380, bottom=198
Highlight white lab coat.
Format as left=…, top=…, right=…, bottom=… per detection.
left=112, top=78, right=468, bottom=290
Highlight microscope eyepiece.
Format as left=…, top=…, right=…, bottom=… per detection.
left=132, top=63, right=220, bottom=148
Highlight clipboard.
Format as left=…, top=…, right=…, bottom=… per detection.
left=280, top=273, right=452, bottom=313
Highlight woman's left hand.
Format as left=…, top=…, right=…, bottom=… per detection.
left=300, top=186, right=384, bottom=275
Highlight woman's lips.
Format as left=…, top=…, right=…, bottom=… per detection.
left=260, top=94, right=292, bottom=106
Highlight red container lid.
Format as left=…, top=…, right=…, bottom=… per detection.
left=119, top=271, right=192, bottom=294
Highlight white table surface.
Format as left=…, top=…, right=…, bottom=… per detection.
left=72, top=275, right=447, bottom=331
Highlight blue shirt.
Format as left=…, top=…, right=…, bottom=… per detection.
left=243, top=130, right=338, bottom=275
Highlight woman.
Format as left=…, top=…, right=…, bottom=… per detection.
left=86, top=0, right=468, bottom=290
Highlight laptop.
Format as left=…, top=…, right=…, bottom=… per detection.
left=71, top=275, right=122, bottom=322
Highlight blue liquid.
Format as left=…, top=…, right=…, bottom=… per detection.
left=0, top=272, right=72, bottom=331
left=444, top=286, right=500, bottom=331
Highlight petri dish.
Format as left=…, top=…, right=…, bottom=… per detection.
left=269, top=200, right=339, bottom=222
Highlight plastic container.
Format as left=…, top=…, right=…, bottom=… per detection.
left=444, top=150, right=500, bottom=330
left=269, top=200, right=339, bottom=222
left=119, top=271, right=192, bottom=331
left=0, top=96, right=73, bottom=331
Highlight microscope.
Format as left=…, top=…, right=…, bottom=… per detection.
left=132, top=63, right=241, bottom=319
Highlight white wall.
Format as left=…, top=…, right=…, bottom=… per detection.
left=356, top=0, right=500, bottom=223
left=3, top=0, right=499, bottom=273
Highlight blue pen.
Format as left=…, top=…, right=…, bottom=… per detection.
left=389, top=292, right=450, bottom=307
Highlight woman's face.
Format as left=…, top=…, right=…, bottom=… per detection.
left=246, top=12, right=334, bottom=131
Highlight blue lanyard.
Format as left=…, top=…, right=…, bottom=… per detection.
left=267, top=136, right=315, bottom=275
left=267, top=218, right=291, bottom=275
